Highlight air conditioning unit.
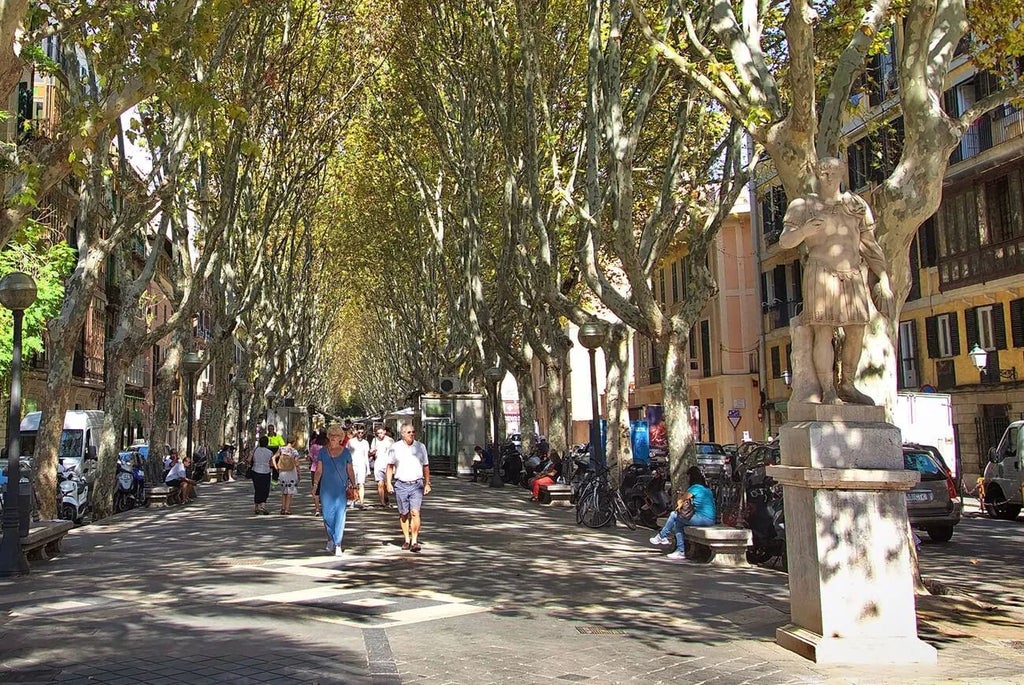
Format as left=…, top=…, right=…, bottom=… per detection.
left=438, top=376, right=462, bottom=394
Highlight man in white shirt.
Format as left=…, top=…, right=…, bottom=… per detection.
left=385, top=423, right=431, bottom=552
left=164, top=453, right=195, bottom=502
left=347, top=424, right=371, bottom=508
left=370, top=425, right=395, bottom=508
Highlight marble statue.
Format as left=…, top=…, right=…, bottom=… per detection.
left=778, top=157, right=894, bottom=405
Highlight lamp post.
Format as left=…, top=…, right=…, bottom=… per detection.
left=969, top=343, right=988, bottom=382
left=0, top=272, right=37, bottom=577
left=182, top=351, right=203, bottom=462
left=578, top=321, right=608, bottom=469
left=484, top=366, right=504, bottom=488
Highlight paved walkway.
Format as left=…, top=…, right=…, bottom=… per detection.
left=0, top=477, right=1022, bottom=684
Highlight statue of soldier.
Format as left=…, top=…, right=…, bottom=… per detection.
left=779, top=157, right=895, bottom=405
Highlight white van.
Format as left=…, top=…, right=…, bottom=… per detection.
left=982, top=420, right=1024, bottom=521
left=19, top=410, right=105, bottom=468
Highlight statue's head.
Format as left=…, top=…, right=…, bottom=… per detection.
left=816, top=157, right=848, bottom=194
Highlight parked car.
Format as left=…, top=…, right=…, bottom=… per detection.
left=695, top=442, right=730, bottom=478
left=903, top=445, right=961, bottom=542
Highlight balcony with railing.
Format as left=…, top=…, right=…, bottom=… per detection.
left=764, top=300, right=803, bottom=331
left=939, top=236, right=1024, bottom=289
left=950, top=107, right=1024, bottom=166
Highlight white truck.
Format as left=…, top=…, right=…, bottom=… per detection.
left=982, top=420, right=1023, bottom=521
left=893, top=391, right=957, bottom=477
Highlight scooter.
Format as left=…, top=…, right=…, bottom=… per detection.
left=621, top=459, right=673, bottom=529
left=57, top=460, right=91, bottom=524
left=741, top=445, right=786, bottom=567
left=114, top=454, right=147, bottom=512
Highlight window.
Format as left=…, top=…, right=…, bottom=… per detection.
left=671, top=261, right=679, bottom=302
left=770, top=346, right=781, bottom=378
left=700, top=319, right=712, bottom=377
left=966, top=303, right=1006, bottom=351
left=937, top=187, right=979, bottom=258
left=898, top=321, right=919, bottom=389
left=925, top=313, right=960, bottom=359
left=1011, top=298, right=1024, bottom=348
left=689, top=325, right=699, bottom=370
left=760, top=185, right=787, bottom=244
left=658, top=268, right=666, bottom=306
left=985, top=175, right=1014, bottom=244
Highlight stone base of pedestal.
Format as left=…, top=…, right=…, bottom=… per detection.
left=776, top=624, right=936, bottom=665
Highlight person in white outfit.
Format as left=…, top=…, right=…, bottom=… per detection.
left=347, top=424, right=371, bottom=508
left=370, top=425, right=395, bottom=508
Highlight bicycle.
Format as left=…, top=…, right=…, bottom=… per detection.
left=575, top=463, right=636, bottom=530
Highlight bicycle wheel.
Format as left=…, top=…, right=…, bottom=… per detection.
left=612, top=491, right=637, bottom=530
left=575, top=482, right=596, bottom=525
left=579, top=486, right=613, bottom=528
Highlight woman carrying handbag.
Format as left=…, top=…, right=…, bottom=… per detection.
left=312, top=424, right=357, bottom=557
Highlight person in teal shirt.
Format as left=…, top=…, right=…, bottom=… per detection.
left=649, top=465, right=716, bottom=560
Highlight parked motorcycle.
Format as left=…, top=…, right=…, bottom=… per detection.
left=620, top=459, right=673, bottom=529
left=57, top=460, right=92, bottom=524
left=191, top=451, right=210, bottom=483
left=499, top=444, right=524, bottom=485
left=739, top=443, right=786, bottom=567
left=114, top=452, right=147, bottom=513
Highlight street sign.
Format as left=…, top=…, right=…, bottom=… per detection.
left=727, top=408, right=741, bottom=428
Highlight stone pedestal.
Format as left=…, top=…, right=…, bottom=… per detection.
left=766, top=403, right=937, bottom=665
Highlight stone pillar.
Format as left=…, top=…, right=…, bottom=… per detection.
left=766, top=402, right=937, bottom=665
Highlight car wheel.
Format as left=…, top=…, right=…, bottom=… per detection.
left=984, top=486, right=1021, bottom=520
left=926, top=525, right=954, bottom=543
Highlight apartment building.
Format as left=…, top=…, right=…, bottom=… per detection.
left=629, top=195, right=763, bottom=447
left=753, top=39, right=1024, bottom=478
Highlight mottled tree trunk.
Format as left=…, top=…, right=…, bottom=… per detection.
left=147, top=336, right=183, bottom=485
left=660, top=330, right=695, bottom=494
left=95, top=362, right=130, bottom=520
left=603, top=323, right=633, bottom=488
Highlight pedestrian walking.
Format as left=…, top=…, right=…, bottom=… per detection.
left=267, top=424, right=285, bottom=485
left=348, top=424, right=371, bottom=508
left=370, top=424, right=394, bottom=508
left=385, top=422, right=431, bottom=552
left=312, top=424, right=357, bottom=556
left=272, top=436, right=301, bottom=514
left=250, top=436, right=274, bottom=515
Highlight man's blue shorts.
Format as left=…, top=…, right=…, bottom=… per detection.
left=394, top=479, right=424, bottom=515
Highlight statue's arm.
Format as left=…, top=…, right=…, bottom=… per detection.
left=778, top=199, right=814, bottom=249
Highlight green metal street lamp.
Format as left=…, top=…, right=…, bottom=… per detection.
left=182, top=351, right=204, bottom=462
left=578, top=321, right=608, bottom=469
left=0, top=272, right=38, bottom=577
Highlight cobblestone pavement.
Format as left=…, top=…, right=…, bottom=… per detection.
left=0, top=477, right=1022, bottom=684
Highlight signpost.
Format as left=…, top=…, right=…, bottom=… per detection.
left=727, top=408, right=741, bottom=429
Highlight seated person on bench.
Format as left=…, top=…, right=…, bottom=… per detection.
left=165, top=453, right=196, bottom=501
left=472, top=445, right=494, bottom=480
left=530, top=450, right=562, bottom=501
left=649, top=466, right=716, bottom=560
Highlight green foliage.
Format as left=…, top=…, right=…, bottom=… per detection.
left=0, top=222, right=76, bottom=375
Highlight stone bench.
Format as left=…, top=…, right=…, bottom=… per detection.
left=21, top=520, right=74, bottom=561
left=146, top=485, right=185, bottom=508
left=538, top=484, right=572, bottom=507
left=471, top=468, right=493, bottom=483
left=685, top=525, right=752, bottom=567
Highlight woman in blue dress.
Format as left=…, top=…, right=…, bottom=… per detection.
left=311, top=424, right=356, bottom=557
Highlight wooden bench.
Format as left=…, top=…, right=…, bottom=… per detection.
left=538, top=484, right=572, bottom=507
left=685, top=525, right=752, bottom=567
left=21, top=520, right=74, bottom=561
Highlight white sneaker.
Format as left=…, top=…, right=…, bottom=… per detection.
left=666, top=550, right=687, bottom=561
left=649, top=534, right=670, bottom=546
left=334, top=546, right=344, bottom=557
left=325, top=543, right=335, bottom=553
